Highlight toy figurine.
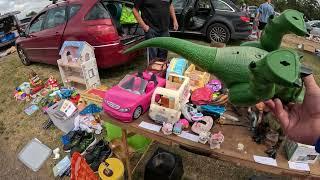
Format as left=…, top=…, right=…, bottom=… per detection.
left=191, top=116, right=213, bottom=134
left=125, top=9, right=310, bottom=106
left=173, top=122, right=183, bottom=135
left=199, top=131, right=211, bottom=144
left=178, top=119, right=189, bottom=129
left=46, top=75, right=59, bottom=90
left=209, top=131, right=224, bottom=149
left=162, top=122, right=173, bottom=135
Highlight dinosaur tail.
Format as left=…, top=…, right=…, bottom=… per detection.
left=124, top=37, right=217, bottom=72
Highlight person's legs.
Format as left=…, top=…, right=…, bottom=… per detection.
left=145, top=28, right=158, bottom=61
left=157, top=30, right=170, bottom=59
left=257, top=22, right=266, bottom=39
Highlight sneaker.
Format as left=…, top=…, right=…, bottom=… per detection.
left=90, top=150, right=113, bottom=172
left=71, top=132, right=97, bottom=155
left=63, top=131, right=84, bottom=152
left=85, top=140, right=108, bottom=164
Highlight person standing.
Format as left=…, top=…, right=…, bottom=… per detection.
left=133, top=0, right=179, bottom=61
left=255, top=0, right=274, bottom=39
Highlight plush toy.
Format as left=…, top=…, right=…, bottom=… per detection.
left=125, top=9, right=311, bottom=106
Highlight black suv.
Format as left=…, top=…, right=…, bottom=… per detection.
left=171, top=0, right=251, bottom=43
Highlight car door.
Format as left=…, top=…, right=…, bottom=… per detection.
left=171, top=0, right=191, bottom=31
left=22, top=12, right=47, bottom=62
left=40, top=6, right=68, bottom=64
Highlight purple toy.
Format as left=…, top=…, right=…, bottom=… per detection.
left=206, top=80, right=222, bottom=92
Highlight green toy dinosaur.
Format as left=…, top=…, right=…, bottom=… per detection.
left=124, top=9, right=311, bottom=106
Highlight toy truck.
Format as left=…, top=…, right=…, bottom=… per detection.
left=184, top=64, right=211, bottom=91
left=149, top=74, right=190, bottom=124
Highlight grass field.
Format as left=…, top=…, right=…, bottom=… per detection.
left=0, top=37, right=319, bottom=179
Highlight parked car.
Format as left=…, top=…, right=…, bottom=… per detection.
left=247, top=5, right=258, bottom=22
left=103, top=72, right=166, bottom=122
left=306, top=20, right=320, bottom=36
left=16, top=0, right=144, bottom=68
left=19, top=16, right=33, bottom=31
left=171, top=0, right=251, bottom=43
left=0, top=11, right=20, bottom=48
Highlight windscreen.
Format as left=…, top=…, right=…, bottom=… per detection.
left=0, top=16, right=15, bottom=34
left=119, top=75, right=148, bottom=95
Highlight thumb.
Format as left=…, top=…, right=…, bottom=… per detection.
left=303, top=75, right=320, bottom=94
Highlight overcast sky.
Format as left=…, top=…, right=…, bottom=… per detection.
left=0, top=0, right=50, bottom=19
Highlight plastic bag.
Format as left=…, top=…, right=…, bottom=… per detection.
left=120, top=5, right=137, bottom=24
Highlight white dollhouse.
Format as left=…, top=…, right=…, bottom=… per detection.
left=57, top=41, right=101, bottom=90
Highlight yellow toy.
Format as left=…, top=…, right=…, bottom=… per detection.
left=184, top=64, right=210, bottom=91
left=98, top=158, right=124, bottom=180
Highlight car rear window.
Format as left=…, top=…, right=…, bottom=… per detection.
left=85, top=2, right=110, bottom=20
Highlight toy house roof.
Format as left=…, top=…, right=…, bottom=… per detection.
left=59, top=41, right=93, bottom=57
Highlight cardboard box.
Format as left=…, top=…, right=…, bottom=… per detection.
left=284, top=139, right=319, bottom=164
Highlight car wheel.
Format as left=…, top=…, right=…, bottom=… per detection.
left=133, top=106, right=143, bottom=119
left=207, top=23, right=230, bottom=43
left=17, top=46, right=31, bottom=66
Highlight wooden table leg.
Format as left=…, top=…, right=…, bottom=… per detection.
left=122, top=129, right=132, bottom=180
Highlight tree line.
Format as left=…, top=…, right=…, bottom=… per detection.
left=238, top=0, right=320, bottom=20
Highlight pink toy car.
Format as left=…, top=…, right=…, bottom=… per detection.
left=103, top=72, right=166, bottom=122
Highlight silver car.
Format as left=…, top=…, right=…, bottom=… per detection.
left=306, top=20, right=320, bottom=36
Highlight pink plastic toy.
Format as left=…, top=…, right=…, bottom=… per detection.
left=209, top=131, right=225, bottom=149
left=191, top=116, right=213, bottom=134
left=103, top=72, right=166, bottom=122
left=162, top=122, right=173, bottom=135
left=178, top=119, right=189, bottom=129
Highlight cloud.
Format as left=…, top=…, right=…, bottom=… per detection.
left=0, top=0, right=51, bottom=19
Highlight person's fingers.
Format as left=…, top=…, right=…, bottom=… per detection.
left=303, top=75, right=319, bottom=93
left=264, top=100, right=275, bottom=112
left=274, top=98, right=290, bottom=131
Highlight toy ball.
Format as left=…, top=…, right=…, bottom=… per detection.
left=178, top=119, right=189, bottom=129
left=206, top=80, right=222, bottom=92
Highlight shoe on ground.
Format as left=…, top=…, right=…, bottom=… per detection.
left=90, top=150, right=113, bottom=172
left=71, top=132, right=97, bottom=155
left=85, top=140, right=109, bottom=164
left=63, top=130, right=85, bottom=152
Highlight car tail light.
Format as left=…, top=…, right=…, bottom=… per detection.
left=240, top=16, right=250, bottom=23
left=87, top=24, right=119, bottom=43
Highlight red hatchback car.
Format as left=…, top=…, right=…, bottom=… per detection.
left=16, top=0, right=144, bottom=68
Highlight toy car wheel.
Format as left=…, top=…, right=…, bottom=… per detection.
left=17, top=45, right=31, bottom=65
left=207, top=23, right=230, bottom=43
left=133, top=106, right=143, bottom=119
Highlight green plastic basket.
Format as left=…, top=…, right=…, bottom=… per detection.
left=104, top=122, right=151, bottom=152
